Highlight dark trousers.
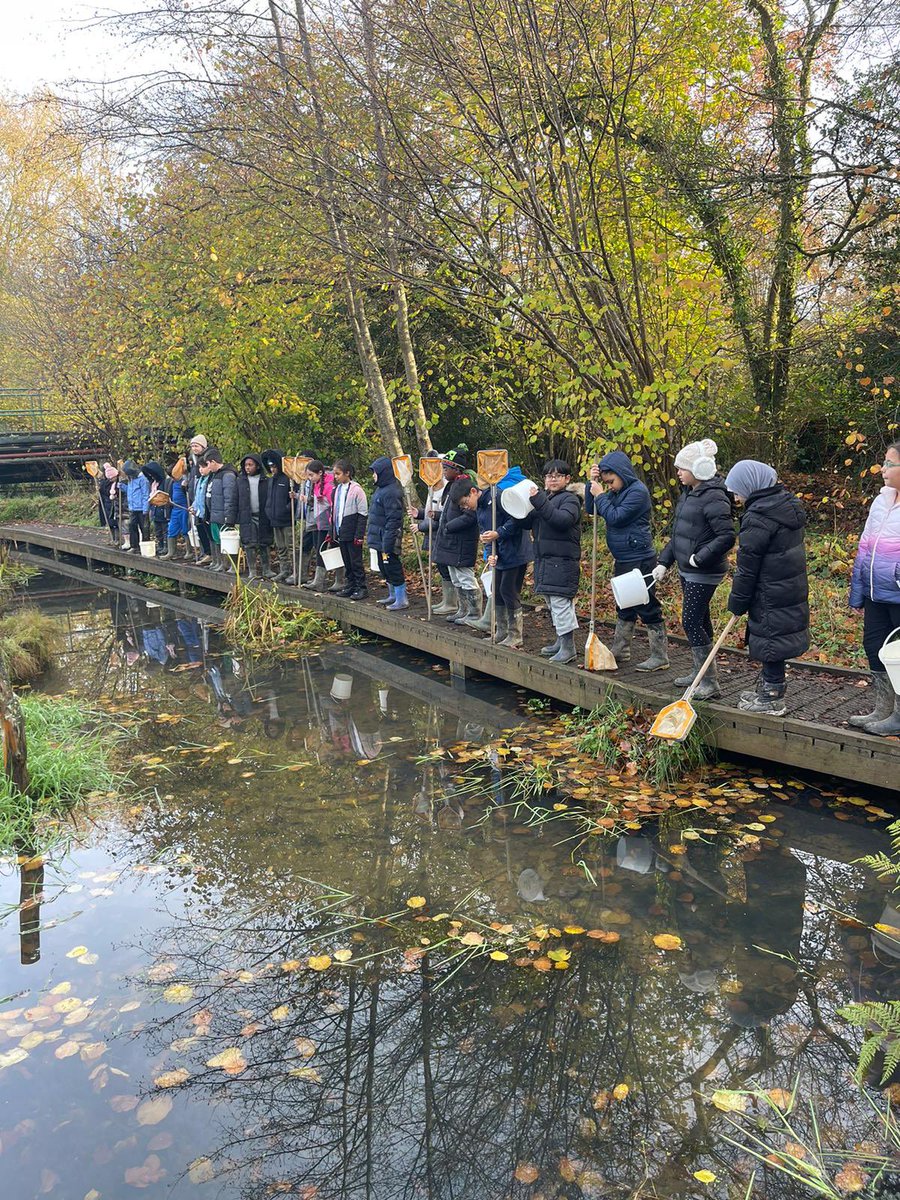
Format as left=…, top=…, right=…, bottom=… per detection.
left=761, top=661, right=786, bottom=690
left=197, top=519, right=212, bottom=555
left=863, top=599, right=900, bottom=672
left=128, top=511, right=147, bottom=551
left=495, top=564, right=527, bottom=612
left=437, top=563, right=451, bottom=581
left=376, top=550, right=405, bottom=587
left=340, top=540, right=366, bottom=591
left=614, top=555, right=663, bottom=626
left=680, top=577, right=718, bottom=647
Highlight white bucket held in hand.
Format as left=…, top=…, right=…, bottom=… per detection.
left=320, top=545, right=344, bottom=572
left=610, top=569, right=654, bottom=609
left=878, top=627, right=900, bottom=695
left=219, top=528, right=241, bottom=555
left=500, top=479, right=537, bottom=520
left=369, top=548, right=380, bottom=573
left=139, top=540, right=157, bottom=558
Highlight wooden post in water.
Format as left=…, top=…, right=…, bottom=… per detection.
left=0, top=663, right=38, bottom=963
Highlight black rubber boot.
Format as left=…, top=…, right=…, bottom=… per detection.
left=610, top=619, right=634, bottom=662
left=849, top=672, right=894, bottom=727
left=634, top=624, right=669, bottom=672
left=739, top=682, right=787, bottom=717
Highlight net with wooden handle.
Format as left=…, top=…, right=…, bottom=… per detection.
left=392, top=456, right=414, bottom=487
left=84, top=461, right=100, bottom=479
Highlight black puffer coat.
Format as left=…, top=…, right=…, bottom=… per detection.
left=727, top=484, right=809, bottom=663
left=433, top=495, right=479, bottom=567
left=523, top=487, right=582, bottom=598
left=261, top=449, right=294, bottom=529
left=207, top=463, right=239, bottom=526
left=659, top=477, right=735, bottom=576
left=367, top=457, right=405, bottom=555
left=237, top=456, right=272, bottom=548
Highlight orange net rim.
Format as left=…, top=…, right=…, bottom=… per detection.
left=649, top=700, right=697, bottom=741
left=419, top=457, right=444, bottom=487
left=84, top=460, right=100, bottom=478
left=477, top=449, right=509, bottom=484
left=392, top=455, right=414, bottom=484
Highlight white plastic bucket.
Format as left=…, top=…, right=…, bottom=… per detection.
left=139, top=540, right=157, bottom=558
left=616, top=836, right=654, bottom=874
left=219, top=528, right=240, bottom=555
left=369, top=548, right=380, bottom=573
left=330, top=673, right=353, bottom=701
left=481, top=568, right=494, bottom=598
left=611, top=569, right=653, bottom=609
left=500, top=478, right=537, bottom=520
left=187, top=525, right=201, bottom=549
left=320, top=545, right=344, bottom=571
left=878, top=627, right=900, bottom=695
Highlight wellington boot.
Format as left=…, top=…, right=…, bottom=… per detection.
left=610, top=619, right=634, bottom=662
left=449, top=590, right=478, bottom=624
left=247, top=550, right=263, bottom=581
left=386, top=583, right=410, bottom=611
left=540, top=636, right=561, bottom=657
left=432, top=582, right=457, bottom=615
left=446, top=593, right=466, bottom=623
left=674, top=644, right=707, bottom=688
left=209, top=545, right=224, bottom=572
left=159, top=537, right=178, bottom=560
left=484, top=607, right=508, bottom=641
left=377, top=585, right=396, bottom=606
left=634, top=624, right=669, bottom=672
left=466, top=594, right=494, bottom=632
left=303, top=566, right=327, bottom=592
left=460, top=591, right=486, bottom=628
left=864, top=693, right=900, bottom=737
left=499, top=609, right=524, bottom=649
left=682, top=644, right=720, bottom=699
left=549, top=631, right=577, bottom=664
left=327, top=567, right=346, bottom=593
left=849, top=672, right=895, bottom=727
left=738, top=683, right=787, bottom=717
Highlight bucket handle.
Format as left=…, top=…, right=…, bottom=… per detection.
left=881, top=627, right=900, bottom=651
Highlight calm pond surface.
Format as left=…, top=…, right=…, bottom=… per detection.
left=1, top=580, right=899, bottom=1199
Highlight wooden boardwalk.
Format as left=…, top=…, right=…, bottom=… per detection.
left=2, top=521, right=896, bottom=792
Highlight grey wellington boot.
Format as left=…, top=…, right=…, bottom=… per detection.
left=247, top=550, right=262, bottom=581
left=864, top=691, right=900, bottom=737
left=635, top=624, right=670, bottom=672
left=549, top=631, right=577, bottom=664
left=610, top=619, right=634, bottom=663
left=451, top=590, right=480, bottom=625
left=467, top=593, right=494, bottom=632
left=159, top=536, right=178, bottom=560
left=499, top=609, right=524, bottom=649
left=446, top=590, right=467, bottom=623
left=303, top=566, right=327, bottom=592
left=674, top=644, right=707, bottom=688
left=484, top=607, right=508, bottom=641
left=540, top=636, right=561, bottom=657
left=432, top=582, right=457, bottom=615
left=849, top=672, right=895, bottom=727
left=209, top=544, right=224, bottom=572
left=327, top=567, right=346, bottom=593
left=461, top=590, right=486, bottom=628
left=683, top=644, right=720, bottom=700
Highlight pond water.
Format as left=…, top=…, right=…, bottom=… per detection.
left=1, top=580, right=899, bottom=1199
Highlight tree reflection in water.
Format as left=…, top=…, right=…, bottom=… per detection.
left=135, top=834, right=897, bottom=1200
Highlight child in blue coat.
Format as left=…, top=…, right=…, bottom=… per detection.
left=585, top=451, right=669, bottom=670
left=474, top=465, right=533, bottom=646
left=368, top=456, right=408, bottom=610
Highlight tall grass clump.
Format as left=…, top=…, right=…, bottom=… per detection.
left=0, top=483, right=96, bottom=528
left=224, top=576, right=338, bottom=653
left=0, top=609, right=60, bottom=683
left=0, top=694, right=127, bottom=851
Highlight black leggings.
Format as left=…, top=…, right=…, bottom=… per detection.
left=495, top=564, right=527, bottom=612
left=863, top=599, right=900, bottom=672
left=376, top=550, right=405, bottom=587
left=680, top=577, right=718, bottom=647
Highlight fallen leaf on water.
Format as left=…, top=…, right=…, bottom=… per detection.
left=0, top=1048, right=28, bottom=1069
left=66, top=946, right=89, bottom=959
left=162, top=984, right=194, bottom=1004
left=711, top=1089, right=747, bottom=1113
left=693, top=1170, right=717, bottom=1184
left=124, top=1153, right=166, bottom=1187
left=110, top=1095, right=139, bottom=1112
left=612, top=1083, right=629, bottom=1101
left=490, top=951, right=509, bottom=961
left=308, top=956, right=332, bottom=972
left=19, top=1031, right=44, bottom=1050
left=294, top=1037, right=316, bottom=1058
left=136, top=1095, right=173, bottom=1126
left=80, top=1042, right=107, bottom=1062
left=55, top=998, right=82, bottom=1014
left=154, top=1068, right=190, bottom=1088
left=206, top=1047, right=247, bottom=1076
left=270, top=1005, right=290, bottom=1021
left=78, top=953, right=100, bottom=965
left=289, top=1066, right=322, bottom=1082
left=147, top=962, right=178, bottom=983
left=406, top=896, right=427, bottom=909
left=119, top=1001, right=141, bottom=1013
left=460, top=931, right=485, bottom=947
left=586, top=929, right=620, bottom=943
left=652, top=934, right=683, bottom=951
left=533, top=957, right=553, bottom=972
left=564, top=925, right=585, bottom=934
left=333, top=949, right=353, bottom=963
left=514, top=1163, right=539, bottom=1183
left=281, top=960, right=302, bottom=972
left=188, top=1158, right=215, bottom=1184
left=48, top=982, right=71, bottom=995
left=834, top=1163, right=867, bottom=1194
left=766, top=1087, right=794, bottom=1111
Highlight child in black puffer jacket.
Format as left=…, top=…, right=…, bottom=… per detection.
left=368, top=456, right=407, bottom=610
left=522, top=459, right=583, bottom=664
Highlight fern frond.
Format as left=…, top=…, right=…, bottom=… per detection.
left=839, top=1001, right=900, bottom=1083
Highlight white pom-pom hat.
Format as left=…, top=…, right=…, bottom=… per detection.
left=674, top=438, right=718, bottom=481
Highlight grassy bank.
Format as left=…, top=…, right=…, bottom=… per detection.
left=0, top=694, right=128, bottom=852
left=0, top=483, right=97, bottom=528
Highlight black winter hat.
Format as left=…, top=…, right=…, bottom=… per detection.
left=441, top=444, right=470, bottom=470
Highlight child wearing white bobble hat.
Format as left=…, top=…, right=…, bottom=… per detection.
left=652, top=438, right=736, bottom=698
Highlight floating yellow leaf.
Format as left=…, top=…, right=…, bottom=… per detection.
left=711, top=1089, right=747, bottom=1113
left=270, top=1005, right=290, bottom=1021
left=489, top=951, right=509, bottom=961
left=460, top=931, right=485, bottom=946
left=766, top=1087, right=794, bottom=1111
left=19, top=1031, right=44, bottom=1050
left=63, top=1007, right=90, bottom=1026
left=294, top=1037, right=316, bottom=1058
left=514, top=1163, right=539, bottom=1183
left=66, top=946, right=89, bottom=959
left=154, top=1068, right=190, bottom=1088
left=653, top=934, right=683, bottom=951
left=333, top=949, right=353, bottom=963
left=308, top=955, right=332, bottom=972
left=0, top=1048, right=28, bottom=1069
left=289, top=1065, right=322, bottom=1082
left=80, top=1042, right=107, bottom=1062
left=188, top=1158, right=215, bottom=1184
left=162, top=983, right=194, bottom=1003
left=54, top=1040, right=81, bottom=1059
left=834, top=1163, right=867, bottom=1194
left=49, top=982, right=71, bottom=995
left=55, top=997, right=82, bottom=1013
left=281, top=960, right=302, bottom=972
left=612, top=1083, right=629, bottom=1101
left=693, top=1170, right=717, bottom=1184
left=563, top=925, right=585, bottom=935
left=136, top=1094, right=173, bottom=1125
left=77, top=953, right=99, bottom=966
left=406, top=896, right=427, bottom=909
left=206, top=1047, right=247, bottom=1076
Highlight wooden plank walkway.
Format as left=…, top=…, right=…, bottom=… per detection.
left=2, top=521, right=896, bottom=792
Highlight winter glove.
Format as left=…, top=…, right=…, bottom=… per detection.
left=688, top=554, right=699, bottom=567
left=650, top=564, right=667, bottom=584
left=354, top=538, right=364, bottom=547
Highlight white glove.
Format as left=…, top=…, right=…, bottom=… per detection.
left=688, top=554, right=699, bottom=567
left=651, top=564, right=667, bottom=584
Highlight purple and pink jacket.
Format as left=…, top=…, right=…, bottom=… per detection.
left=850, top=487, right=900, bottom=606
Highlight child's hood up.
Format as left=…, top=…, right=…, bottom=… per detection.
left=598, top=451, right=640, bottom=488
left=370, top=456, right=397, bottom=488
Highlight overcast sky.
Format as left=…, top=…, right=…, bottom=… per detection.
left=0, top=2, right=187, bottom=96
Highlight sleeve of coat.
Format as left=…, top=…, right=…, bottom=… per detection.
left=693, top=491, right=736, bottom=568
left=727, top=515, right=771, bottom=615
left=444, top=510, right=477, bottom=534
left=355, top=484, right=369, bottom=541
left=535, top=491, right=582, bottom=531
left=596, top=485, right=649, bottom=529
